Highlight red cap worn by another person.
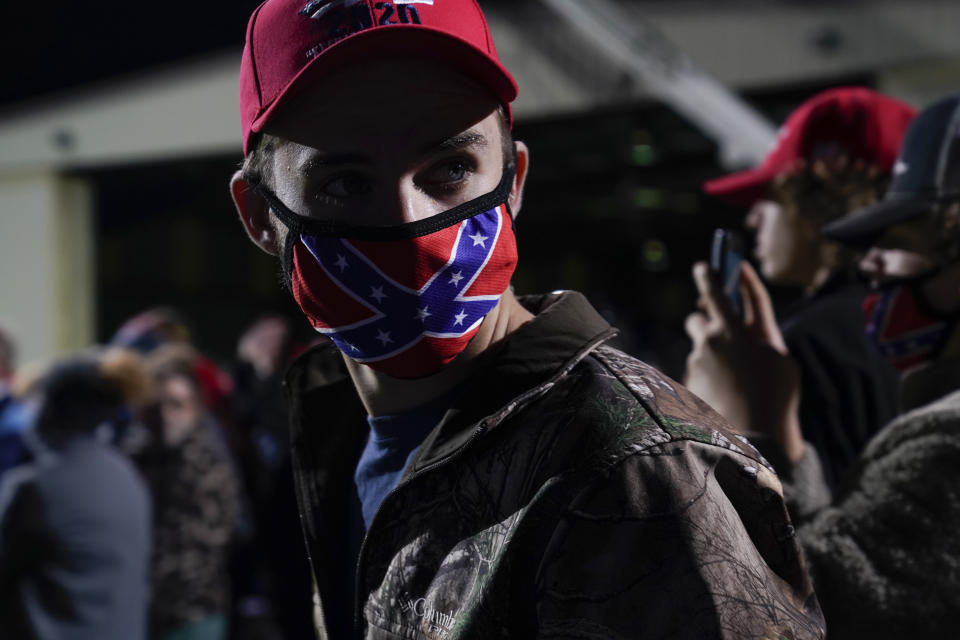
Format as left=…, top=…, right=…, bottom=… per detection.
left=239, top=0, right=518, bottom=155
left=704, top=87, right=916, bottom=207
left=823, top=91, right=960, bottom=245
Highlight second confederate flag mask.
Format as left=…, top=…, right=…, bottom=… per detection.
left=253, top=167, right=518, bottom=378
left=862, top=270, right=959, bottom=372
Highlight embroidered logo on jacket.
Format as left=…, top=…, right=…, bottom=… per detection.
left=399, top=594, right=459, bottom=637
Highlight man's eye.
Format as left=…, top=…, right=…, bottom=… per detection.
left=444, top=161, right=468, bottom=182
left=322, top=174, right=372, bottom=198
left=423, top=159, right=472, bottom=186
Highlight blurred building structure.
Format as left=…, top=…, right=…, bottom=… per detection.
left=1, top=0, right=960, bottom=365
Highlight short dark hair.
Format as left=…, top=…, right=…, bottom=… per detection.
left=36, top=348, right=151, bottom=436
left=242, top=105, right=515, bottom=191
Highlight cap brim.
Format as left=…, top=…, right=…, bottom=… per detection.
left=250, top=25, right=518, bottom=140
left=820, top=196, right=935, bottom=246
left=703, top=165, right=777, bottom=207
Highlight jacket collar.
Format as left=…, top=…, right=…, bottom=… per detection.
left=411, top=290, right=616, bottom=470
left=284, top=290, right=616, bottom=468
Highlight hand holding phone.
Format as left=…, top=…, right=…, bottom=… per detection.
left=709, top=229, right=744, bottom=318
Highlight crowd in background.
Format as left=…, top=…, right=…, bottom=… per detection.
left=0, top=310, right=317, bottom=640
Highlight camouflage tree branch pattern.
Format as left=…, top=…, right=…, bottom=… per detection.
left=284, top=291, right=826, bottom=639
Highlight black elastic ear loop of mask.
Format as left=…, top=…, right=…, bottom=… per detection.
left=907, top=265, right=960, bottom=362
left=908, top=266, right=955, bottom=320
left=909, top=274, right=960, bottom=362
left=279, top=223, right=298, bottom=296
left=250, top=164, right=516, bottom=242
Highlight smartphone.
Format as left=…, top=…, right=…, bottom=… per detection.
left=710, top=228, right=744, bottom=317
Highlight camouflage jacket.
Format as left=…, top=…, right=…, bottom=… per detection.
left=284, top=291, right=825, bottom=639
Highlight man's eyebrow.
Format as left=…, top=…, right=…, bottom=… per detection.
left=428, top=131, right=489, bottom=153
left=297, top=153, right=369, bottom=174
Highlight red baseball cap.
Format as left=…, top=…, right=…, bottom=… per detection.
left=239, top=0, right=518, bottom=155
left=704, top=87, right=916, bottom=207
left=823, top=92, right=960, bottom=245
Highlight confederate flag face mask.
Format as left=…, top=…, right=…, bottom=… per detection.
left=862, top=268, right=959, bottom=372
left=252, top=167, right=518, bottom=379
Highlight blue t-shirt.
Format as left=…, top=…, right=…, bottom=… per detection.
left=354, top=391, right=455, bottom=531
left=328, top=392, right=457, bottom=638
left=0, top=393, right=33, bottom=477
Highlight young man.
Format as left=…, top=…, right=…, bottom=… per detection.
left=229, top=1, right=825, bottom=637
left=693, top=88, right=914, bottom=488
left=686, top=92, right=960, bottom=637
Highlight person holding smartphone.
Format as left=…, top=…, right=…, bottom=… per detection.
left=687, top=87, right=915, bottom=488
left=686, top=90, right=960, bottom=640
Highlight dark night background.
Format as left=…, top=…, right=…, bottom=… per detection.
left=1, top=2, right=261, bottom=107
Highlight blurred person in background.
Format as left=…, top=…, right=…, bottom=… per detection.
left=685, top=92, right=960, bottom=638
left=692, top=87, right=915, bottom=487
left=232, top=315, right=296, bottom=491
left=229, top=315, right=314, bottom=640
left=0, top=325, right=33, bottom=476
left=227, top=0, right=825, bottom=637
left=0, top=348, right=152, bottom=640
left=112, top=307, right=236, bottom=430
left=113, top=309, right=257, bottom=530
left=135, top=344, right=242, bottom=640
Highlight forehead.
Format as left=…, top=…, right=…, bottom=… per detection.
left=264, top=55, right=502, bottom=155
left=161, top=375, right=197, bottom=397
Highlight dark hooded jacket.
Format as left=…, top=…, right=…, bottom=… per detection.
left=285, top=291, right=825, bottom=639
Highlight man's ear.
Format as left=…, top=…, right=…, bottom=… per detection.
left=230, top=170, right=280, bottom=256
left=508, top=141, right=530, bottom=220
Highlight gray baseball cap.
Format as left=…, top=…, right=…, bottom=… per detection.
left=822, top=91, right=960, bottom=245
